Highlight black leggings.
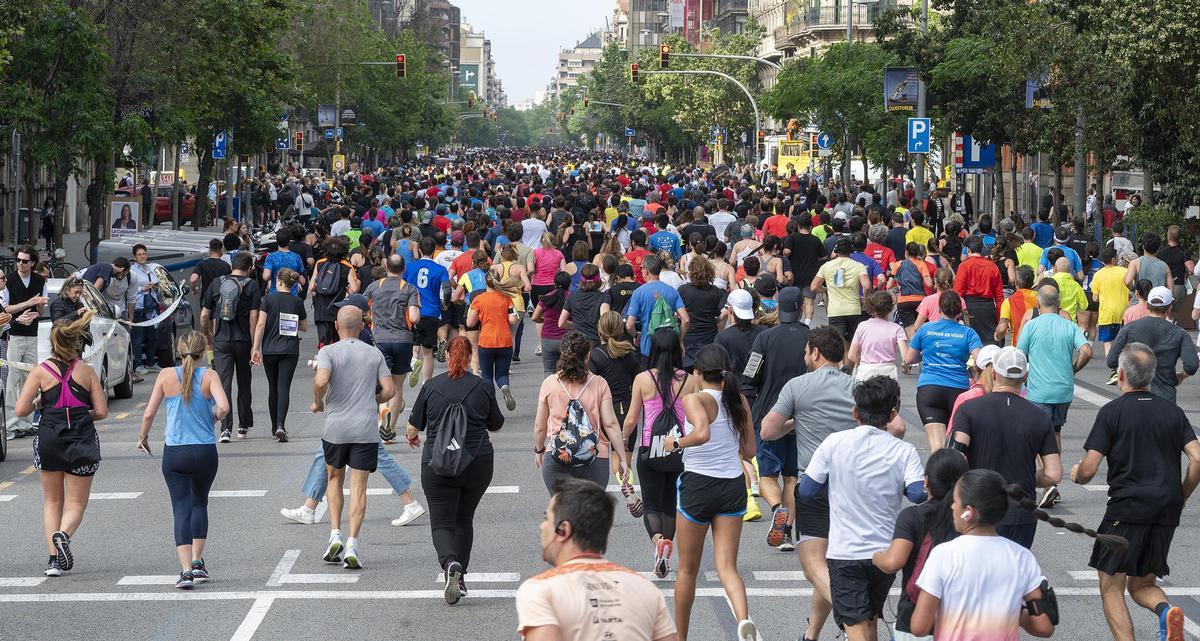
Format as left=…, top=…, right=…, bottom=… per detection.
left=636, top=454, right=679, bottom=541
left=316, top=320, right=338, bottom=346
left=213, top=341, right=253, bottom=431
left=162, top=444, right=218, bottom=546
left=421, top=454, right=494, bottom=572
left=262, top=354, right=299, bottom=430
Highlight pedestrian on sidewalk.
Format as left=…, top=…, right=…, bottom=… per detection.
left=5, top=245, right=48, bottom=438
left=129, top=244, right=163, bottom=377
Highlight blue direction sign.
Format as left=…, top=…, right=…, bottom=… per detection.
left=907, top=118, right=930, bottom=154
left=324, top=129, right=335, bottom=140
left=816, top=132, right=833, bottom=150
left=336, top=127, right=344, bottom=139
left=960, top=136, right=996, bottom=174
left=625, top=127, right=636, bottom=137
left=276, top=137, right=290, bottom=151
left=212, top=130, right=228, bottom=159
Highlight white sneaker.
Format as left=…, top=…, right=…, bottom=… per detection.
left=737, top=619, right=758, bottom=641
left=134, top=366, right=148, bottom=375
left=280, top=506, right=317, bottom=525
left=391, top=502, right=426, bottom=527
left=342, top=545, right=361, bottom=570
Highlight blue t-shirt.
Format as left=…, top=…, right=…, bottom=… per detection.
left=262, top=250, right=305, bottom=294
left=910, top=319, right=983, bottom=389
left=361, top=218, right=385, bottom=239
left=626, top=281, right=685, bottom=355
left=1016, top=313, right=1088, bottom=404
left=405, top=259, right=448, bottom=320
left=649, top=231, right=682, bottom=259
left=1030, top=222, right=1054, bottom=248
left=1038, top=244, right=1083, bottom=275
left=850, top=252, right=883, bottom=284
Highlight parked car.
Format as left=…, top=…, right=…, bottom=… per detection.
left=38, top=279, right=135, bottom=400
left=114, top=186, right=196, bottom=225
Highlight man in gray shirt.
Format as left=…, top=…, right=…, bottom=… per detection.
left=760, top=326, right=858, bottom=641
left=364, top=254, right=422, bottom=439
left=313, top=305, right=394, bottom=570
left=1106, top=286, right=1198, bottom=404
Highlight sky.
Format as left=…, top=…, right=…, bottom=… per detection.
left=450, top=0, right=614, bottom=103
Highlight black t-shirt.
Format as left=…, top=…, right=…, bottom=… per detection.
left=715, top=323, right=767, bottom=399
left=588, top=345, right=640, bottom=404
left=411, top=372, right=504, bottom=465
left=891, top=501, right=958, bottom=632
left=679, top=222, right=716, bottom=243
left=258, top=292, right=307, bottom=356
left=1156, top=244, right=1189, bottom=286
left=885, top=226, right=909, bottom=261
left=1083, top=391, right=1197, bottom=525
left=607, top=281, right=638, bottom=316
left=678, top=284, right=726, bottom=342
left=951, top=392, right=1059, bottom=526
left=783, top=232, right=826, bottom=287
left=1067, top=233, right=1091, bottom=262
left=564, top=290, right=606, bottom=345
left=289, top=241, right=315, bottom=278
left=747, top=321, right=810, bottom=422
left=201, top=274, right=263, bottom=343
left=192, top=258, right=231, bottom=300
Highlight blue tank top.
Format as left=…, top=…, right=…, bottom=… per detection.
left=569, top=260, right=589, bottom=291
left=396, top=238, right=415, bottom=265
left=165, top=367, right=217, bottom=446
left=464, top=268, right=488, bottom=303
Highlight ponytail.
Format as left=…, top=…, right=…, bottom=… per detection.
left=692, top=344, right=751, bottom=448
left=175, top=331, right=207, bottom=403
left=1004, top=484, right=1127, bottom=553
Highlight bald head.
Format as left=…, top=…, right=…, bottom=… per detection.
left=1053, top=256, right=1072, bottom=274
left=335, top=306, right=364, bottom=339
left=1036, top=285, right=1060, bottom=310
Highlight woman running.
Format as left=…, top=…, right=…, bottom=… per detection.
left=588, top=311, right=640, bottom=450
left=531, top=271, right=571, bottom=375
left=530, top=232, right=566, bottom=309
left=490, top=242, right=530, bottom=362
left=907, top=291, right=982, bottom=451
left=847, top=291, right=911, bottom=381
left=911, top=267, right=965, bottom=332
left=709, top=239, right=736, bottom=292
left=871, top=449, right=968, bottom=641
left=562, top=240, right=591, bottom=291
left=663, top=344, right=757, bottom=641
left=678, top=256, right=727, bottom=369
left=138, top=331, right=230, bottom=589
left=17, top=312, right=109, bottom=577
left=533, top=331, right=629, bottom=491
left=406, top=336, right=504, bottom=605
left=623, top=328, right=698, bottom=578
left=452, top=250, right=491, bottom=372
left=466, top=270, right=517, bottom=411
left=560, top=264, right=606, bottom=347
left=251, top=268, right=307, bottom=442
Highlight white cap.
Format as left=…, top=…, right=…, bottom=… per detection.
left=1148, top=286, right=1174, bottom=307
left=992, top=347, right=1029, bottom=378
left=975, top=344, right=1001, bottom=369
left=727, top=288, right=755, bottom=320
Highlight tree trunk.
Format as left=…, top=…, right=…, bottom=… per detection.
left=1143, top=165, right=1154, bottom=206
left=993, top=160, right=1004, bottom=219
left=194, top=149, right=213, bottom=231
left=1010, top=148, right=1018, bottom=220
left=1053, top=164, right=1064, bottom=225
left=53, top=176, right=68, bottom=250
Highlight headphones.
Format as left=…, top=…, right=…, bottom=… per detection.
left=960, top=509, right=973, bottom=521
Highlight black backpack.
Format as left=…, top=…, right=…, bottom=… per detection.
left=314, top=260, right=346, bottom=297
left=426, top=378, right=483, bottom=477
left=637, top=372, right=685, bottom=473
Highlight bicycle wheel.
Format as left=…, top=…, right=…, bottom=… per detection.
left=83, top=240, right=96, bottom=264
left=51, top=262, right=76, bottom=278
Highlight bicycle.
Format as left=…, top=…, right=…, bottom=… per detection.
left=38, top=245, right=77, bottom=278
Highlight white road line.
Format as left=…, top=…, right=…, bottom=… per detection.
left=753, top=571, right=807, bottom=582
left=339, top=486, right=519, bottom=495
left=229, top=596, right=275, bottom=641
left=486, top=485, right=520, bottom=494
left=0, top=578, right=46, bottom=587
left=434, top=572, right=520, bottom=583
left=704, top=571, right=720, bottom=582
left=1067, top=571, right=1097, bottom=581
left=1184, top=616, right=1200, bottom=640
left=209, top=490, right=268, bottom=498
left=1074, top=386, right=1113, bottom=408
left=605, top=484, right=641, bottom=492
left=265, top=550, right=301, bottom=587
left=89, top=492, right=143, bottom=500
left=277, top=574, right=359, bottom=584
left=116, top=576, right=179, bottom=585
left=0, top=495, right=16, bottom=502
left=637, top=572, right=673, bottom=583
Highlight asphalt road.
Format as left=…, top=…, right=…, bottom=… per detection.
left=1, top=305, right=1199, bottom=641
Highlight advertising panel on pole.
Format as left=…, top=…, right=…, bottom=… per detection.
left=883, top=67, right=919, bottom=112
left=669, top=0, right=685, bottom=28
left=339, top=106, right=358, bottom=126
left=317, top=104, right=336, bottom=127
left=1025, top=72, right=1053, bottom=108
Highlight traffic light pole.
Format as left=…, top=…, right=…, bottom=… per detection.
left=643, top=69, right=761, bottom=168
left=670, top=52, right=782, bottom=71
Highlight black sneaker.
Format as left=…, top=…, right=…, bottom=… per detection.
left=274, top=427, right=288, bottom=443
left=219, top=430, right=232, bottom=443
left=43, top=556, right=63, bottom=577
left=511, top=355, right=521, bottom=363
left=237, top=427, right=249, bottom=439
left=1037, top=485, right=1061, bottom=509
left=444, top=561, right=464, bottom=605
left=434, top=340, right=447, bottom=363
left=51, top=531, right=73, bottom=571
left=175, top=571, right=194, bottom=590
left=191, top=559, right=209, bottom=583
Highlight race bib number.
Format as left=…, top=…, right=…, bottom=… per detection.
left=279, top=312, right=299, bottom=337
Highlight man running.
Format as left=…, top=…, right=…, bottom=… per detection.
left=312, top=306, right=395, bottom=569
left=1072, top=343, right=1200, bottom=641
left=364, top=255, right=422, bottom=439
left=406, top=237, right=449, bottom=386
left=1106, top=287, right=1197, bottom=404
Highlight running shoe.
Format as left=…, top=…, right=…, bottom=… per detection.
left=434, top=340, right=447, bottom=363
left=1037, top=485, right=1061, bottom=509
left=653, top=538, right=673, bottom=579
left=274, top=427, right=289, bottom=443
left=134, top=366, right=148, bottom=376
left=378, top=408, right=397, bottom=442
left=237, top=427, right=249, bottom=439
left=535, top=344, right=542, bottom=356
left=458, top=576, right=468, bottom=597
left=175, top=571, right=194, bottom=590
left=500, top=385, right=516, bottom=411
left=343, top=545, right=361, bottom=570
left=1107, top=369, right=1119, bottom=385
left=43, top=556, right=63, bottom=577
left=778, top=533, right=795, bottom=552
left=444, top=561, right=464, bottom=605
left=191, top=559, right=209, bottom=583
left=737, top=619, right=759, bottom=641
left=280, top=505, right=318, bottom=525
left=391, top=502, right=426, bottom=526
left=511, top=356, right=521, bottom=363
left=743, top=494, right=762, bottom=522
left=51, top=530, right=73, bottom=571
left=408, top=362, right=422, bottom=388
left=219, top=429, right=232, bottom=443
left=131, top=373, right=144, bottom=384
left=1162, top=605, right=1184, bottom=641
left=323, top=536, right=344, bottom=564
left=767, top=506, right=790, bottom=548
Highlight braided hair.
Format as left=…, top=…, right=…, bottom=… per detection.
left=1002, top=483, right=1127, bottom=553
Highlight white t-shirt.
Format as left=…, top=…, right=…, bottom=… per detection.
left=804, top=424, right=924, bottom=560
left=330, top=219, right=351, bottom=236
left=916, top=535, right=1044, bottom=641
left=709, top=211, right=738, bottom=244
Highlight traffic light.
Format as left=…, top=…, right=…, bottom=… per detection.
left=467, top=94, right=474, bottom=109
left=630, top=63, right=639, bottom=84
left=395, top=54, right=407, bottom=78
left=659, top=44, right=671, bottom=69
left=756, top=129, right=765, bottom=143
left=809, top=132, right=819, bottom=158
left=294, top=131, right=304, bottom=151
left=583, top=95, right=589, bottom=108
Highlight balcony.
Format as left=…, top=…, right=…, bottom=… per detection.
left=781, top=4, right=884, bottom=49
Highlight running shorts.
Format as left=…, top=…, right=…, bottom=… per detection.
left=793, top=485, right=830, bottom=540
left=828, top=558, right=896, bottom=627
left=1089, top=520, right=1175, bottom=578
left=676, top=471, right=746, bottom=524
left=414, top=316, right=440, bottom=350
left=376, top=341, right=414, bottom=376
left=1097, top=323, right=1121, bottom=343
left=322, top=440, right=378, bottom=473
left=895, top=301, right=920, bottom=328
left=915, top=384, right=966, bottom=425
left=755, top=430, right=798, bottom=478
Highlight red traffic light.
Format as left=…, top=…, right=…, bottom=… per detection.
left=630, top=63, right=640, bottom=83
left=395, top=53, right=407, bottom=78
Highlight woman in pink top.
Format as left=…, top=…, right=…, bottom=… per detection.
left=848, top=292, right=912, bottom=381
left=530, top=232, right=566, bottom=309
left=912, top=267, right=966, bottom=332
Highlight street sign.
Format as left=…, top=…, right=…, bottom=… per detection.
left=816, top=132, right=833, bottom=150
left=884, top=67, right=919, bottom=112
left=276, top=137, right=290, bottom=150
left=907, top=118, right=930, bottom=154
left=336, top=127, right=344, bottom=139
left=212, top=130, right=227, bottom=159
left=180, top=142, right=190, bottom=161
left=818, top=148, right=833, bottom=158
left=957, top=135, right=995, bottom=174
left=625, top=127, right=636, bottom=137
left=324, top=129, right=334, bottom=140
left=332, top=154, right=346, bottom=173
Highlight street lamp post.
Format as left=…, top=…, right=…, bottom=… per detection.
left=914, top=0, right=928, bottom=207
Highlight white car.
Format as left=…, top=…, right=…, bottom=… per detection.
left=38, top=279, right=134, bottom=401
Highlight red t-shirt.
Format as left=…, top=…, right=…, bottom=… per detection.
left=433, top=215, right=451, bottom=234
left=625, top=248, right=651, bottom=284
left=762, top=214, right=790, bottom=239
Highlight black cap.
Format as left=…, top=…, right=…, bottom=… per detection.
left=778, top=286, right=802, bottom=323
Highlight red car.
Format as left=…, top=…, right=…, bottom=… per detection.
left=114, top=186, right=196, bottom=224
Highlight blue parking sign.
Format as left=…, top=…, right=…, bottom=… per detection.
left=907, top=118, right=930, bottom=154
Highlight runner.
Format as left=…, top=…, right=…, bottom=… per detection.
left=198, top=252, right=260, bottom=442
left=676, top=256, right=726, bottom=369
left=810, top=238, right=870, bottom=341
left=311, top=306, right=395, bottom=569
left=624, top=254, right=689, bottom=360
left=310, top=236, right=358, bottom=347
left=407, top=336, right=504, bottom=605
left=406, top=237, right=450, bottom=386
left=516, top=477, right=676, bottom=641
left=532, top=271, right=572, bottom=375
left=907, top=290, right=982, bottom=450
left=663, top=344, right=758, bottom=641
left=588, top=311, right=640, bottom=451
left=490, top=241, right=531, bottom=363
left=136, top=331, right=230, bottom=589
left=1072, top=343, right=1198, bottom=641
left=995, top=265, right=1037, bottom=346
left=16, top=312, right=108, bottom=577
left=890, top=242, right=934, bottom=337
left=560, top=264, right=606, bottom=347
left=530, top=232, right=566, bottom=309
left=250, top=268, right=306, bottom=442
left=954, top=236, right=1003, bottom=346
left=847, top=291, right=911, bottom=381
left=713, top=288, right=767, bottom=522
left=466, top=269, right=518, bottom=410
left=1089, top=248, right=1130, bottom=384
left=1106, top=286, right=1197, bottom=404
left=363, top=255, right=421, bottom=439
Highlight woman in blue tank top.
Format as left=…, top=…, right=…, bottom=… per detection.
left=138, top=331, right=230, bottom=590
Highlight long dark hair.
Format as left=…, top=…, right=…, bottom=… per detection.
left=556, top=331, right=592, bottom=384
left=691, top=344, right=751, bottom=447
left=648, top=327, right=683, bottom=403
left=540, top=270, right=571, bottom=311
left=924, top=449, right=969, bottom=545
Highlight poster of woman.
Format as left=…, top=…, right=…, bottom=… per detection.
left=110, top=200, right=139, bottom=237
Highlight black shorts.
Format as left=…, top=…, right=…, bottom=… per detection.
left=322, top=440, right=378, bottom=473
left=793, top=485, right=830, bottom=540
left=1089, top=520, right=1175, bottom=578
left=676, top=471, right=746, bottom=524
left=414, top=316, right=440, bottom=350
left=828, top=558, right=896, bottom=627
left=828, top=314, right=865, bottom=341
left=376, top=341, right=413, bottom=376
left=449, top=301, right=468, bottom=329
left=916, top=384, right=965, bottom=425
left=896, top=301, right=920, bottom=327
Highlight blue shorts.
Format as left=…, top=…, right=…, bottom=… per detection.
left=755, top=429, right=798, bottom=478
left=1098, top=323, right=1122, bottom=343
left=376, top=342, right=414, bottom=376
left=1033, top=401, right=1071, bottom=433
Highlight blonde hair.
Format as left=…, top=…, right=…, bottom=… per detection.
left=50, top=310, right=94, bottom=362
left=597, top=311, right=633, bottom=358
left=276, top=268, right=299, bottom=292
left=539, top=231, right=555, bottom=249
left=175, top=331, right=207, bottom=402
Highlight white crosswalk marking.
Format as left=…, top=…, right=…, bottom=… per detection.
left=637, top=572, right=673, bottom=583
left=277, top=574, right=359, bottom=584
left=1082, top=485, right=1109, bottom=491
left=0, top=496, right=16, bottom=502
left=1067, top=571, right=1097, bottom=581
left=434, top=572, right=520, bottom=583
left=89, top=493, right=143, bottom=500
left=117, top=576, right=179, bottom=585
left=209, top=490, right=268, bottom=498
left=1073, top=386, right=1113, bottom=408
left=752, top=571, right=807, bottom=582
left=485, top=485, right=520, bottom=494
left=0, top=578, right=46, bottom=587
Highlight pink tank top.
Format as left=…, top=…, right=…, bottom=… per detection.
left=641, top=370, right=686, bottom=447
left=532, top=248, right=562, bottom=285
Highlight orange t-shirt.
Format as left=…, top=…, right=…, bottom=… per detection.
left=470, top=290, right=513, bottom=348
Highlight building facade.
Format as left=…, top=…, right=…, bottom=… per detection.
left=552, top=32, right=604, bottom=98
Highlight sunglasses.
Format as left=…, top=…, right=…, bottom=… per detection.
left=16, top=258, right=33, bottom=264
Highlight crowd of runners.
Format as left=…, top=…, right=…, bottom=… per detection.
left=5, top=147, right=1200, bottom=641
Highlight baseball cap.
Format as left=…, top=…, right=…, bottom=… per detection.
left=1148, top=286, right=1174, bottom=307
left=777, top=286, right=802, bottom=323
left=973, top=344, right=1001, bottom=370
left=727, top=288, right=755, bottom=320
left=992, top=346, right=1029, bottom=378
left=450, top=230, right=465, bottom=246
left=333, top=294, right=369, bottom=312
